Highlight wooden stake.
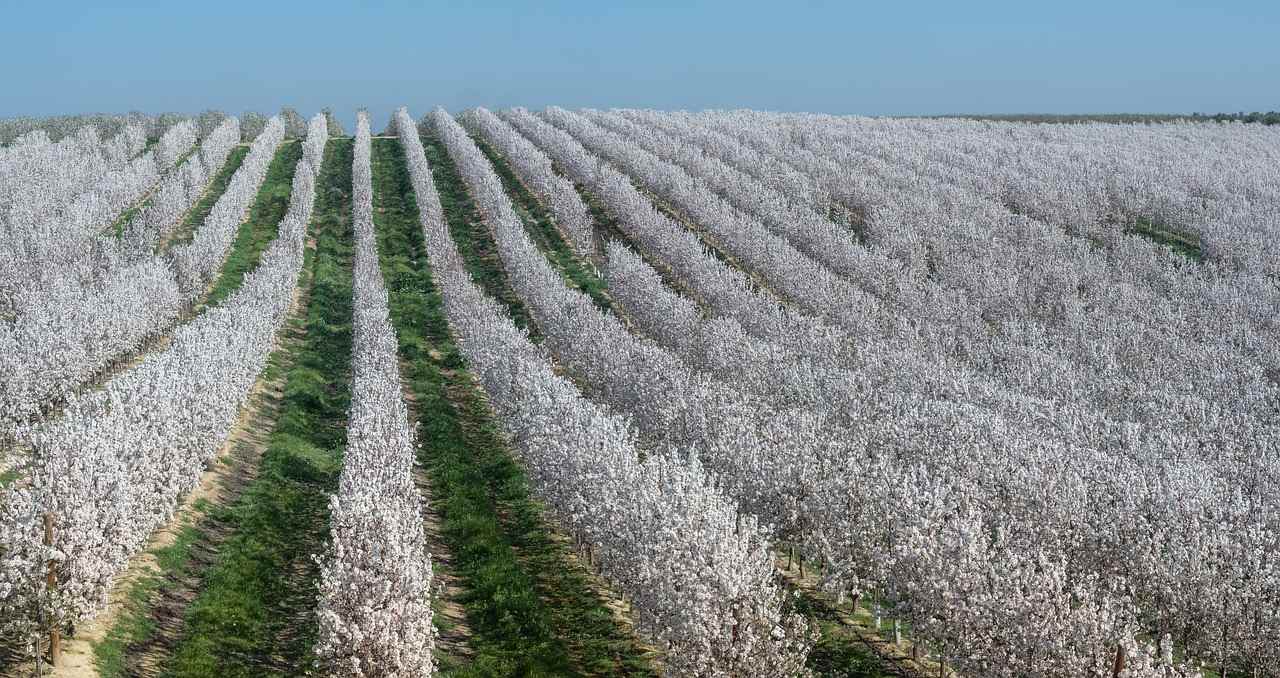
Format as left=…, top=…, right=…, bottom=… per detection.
left=32, top=632, right=41, bottom=678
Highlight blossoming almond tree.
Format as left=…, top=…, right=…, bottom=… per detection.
left=0, top=113, right=326, bottom=658
left=313, top=111, right=437, bottom=678
left=399, top=107, right=812, bottom=676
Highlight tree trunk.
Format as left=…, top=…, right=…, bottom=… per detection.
left=1111, top=644, right=1125, bottom=678
left=43, top=513, right=60, bottom=667
left=1221, top=625, right=1229, bottom=678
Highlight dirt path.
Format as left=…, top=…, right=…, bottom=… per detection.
left=398, top=374, right=474, bottom=664
left=118, top=284, right=309, bottom=678
left=38, top=262, right=313, bottom=678
left=415, top=463, right=473, bottom=659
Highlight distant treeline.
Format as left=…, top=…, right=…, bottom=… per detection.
left=1189, top=111, right=1280, bottom=125
left=934, top=112, right=1280, bottom=125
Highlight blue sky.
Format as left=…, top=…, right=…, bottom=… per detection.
left=2, top=0, right=1277, bottom=128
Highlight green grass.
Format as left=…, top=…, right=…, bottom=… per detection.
left=481, top=133, right=900, bottom=674
left=0, top=461, right=18, bottom=489
left=792, top=593, right=890, bottom=678
left=160, top=145, right=250, bottom=251
left=473, top=135, right=613, bottom=312
left=530, top=151, right=709, bottom=310
left=93, top=523, right=202, bottom=677
left=109, top=198, right=148, bottom=238
left=569, top=165, right=742, bottom=295
left=108, top=143, right=205, bottom=238
left=778, top=551, right=941, bottom=678
left=155, top=138, right=355, bottom=678
left=109, top=202, right=145, bottom=238
left=203, top=141, right=304, bottom=306
left=419, top=132, right=539, bottom=338
left=371, top=137, right=655, bottom=677
left=1127, top=217, right=1204, bottom=262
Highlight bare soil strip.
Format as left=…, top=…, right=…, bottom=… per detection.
left=398, top=375, right=474, bottom=664
left=144, top=138, right=352, bottom=678
left=0, top=141, right=313, bottom=678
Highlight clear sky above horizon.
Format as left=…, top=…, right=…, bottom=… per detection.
left=3, top=0, right=1277, bottom=129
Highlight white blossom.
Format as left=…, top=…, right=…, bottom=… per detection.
left=314, top=111, right=437, bottom=678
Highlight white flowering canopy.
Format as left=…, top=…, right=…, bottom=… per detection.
left=313, top=111, right=438, bottom=678
left=0, top=113, right=327, bottom=653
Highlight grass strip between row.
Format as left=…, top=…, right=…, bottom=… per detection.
left=471, top=135, right=613, bottom=312
left=90, top=138, right=356, bottom=678
left=108, top=143, right=204, bottom=237
left=419, top=132, right=539, bottom=339
left=542, top=161, right=908, bottom=677
left=372, top=136, right=654, bottom=677
left=158, top=137, right=354, bottom=678
left=159, top=145, right=251, bottom=251
left=204, top=140, right=304, bottom=306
